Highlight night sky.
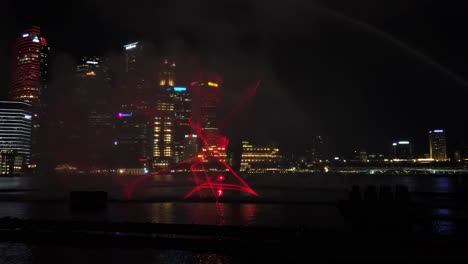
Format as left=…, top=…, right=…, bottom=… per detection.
left=1, top=0, right=468, bottom=156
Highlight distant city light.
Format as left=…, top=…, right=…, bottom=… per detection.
left=124, top=42, right=138, bottom=50
left=207, top=82, right=219, bottom=87
left=114, top=141, right=118, bottom=145
left=86, top=71, right=96, bottom=76
left=398, top=141, right=410, bottom=145
left=164, top=59, right=168, bottom=64
left=184, top=134, right=198, bottom=138
left=22, top=34, right=29, bottom=38
left=86, top=61, right=98, bottom=65
left=32, top=36, right=40, bottom=43
left=24, top=114, right=32, bottom=120
left=118, top=113, right=133, bottom=118
left=174, top=87, right=187, bottom=92
left=434, top=130, right=444, bottom=133
left=334, top=157, right=339, bottom=160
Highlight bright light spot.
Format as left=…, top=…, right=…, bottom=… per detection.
left=86, top=71, right=96, bottom=76
left=86, top=61, right=98, bottom=65
left=334, top=157, right=339, bottom=160
left=32, top=36, right=40, bottom=43
left=124, top=42, right=138, bottom=50
left=398, top=141, right=410, bottom=145
left=217, top=189, right=223, bottom=197
left=434, top=130, right=444, bottom=133
left=173, top=87, right=187, bottom=92
left=392, top=143, right=397, bottom=146
left=114, top=141, right=118, bottom=146
left=218, top=175, right=225, bottom=181
left=22, top=34, right=29, bottom=38
left=118, top=113, right=132, bottom=118
left=119, top=169, right=124, bottom=174
left=324, top=166, right=329, bottom=173
left=207, top=82, right=219, bottom=87
left=24, top=114, right=32, bottom=120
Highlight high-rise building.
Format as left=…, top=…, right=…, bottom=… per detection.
left=171, top=86, right=192, bottom=163
left=114, top=106, right=151, bottom=169
left=123, top=42, right=142, bottom=73
left=75, top=56, right=113, bottom=168
left=9, top=26, right=49, bottom=105
left=306, top=136, right=324, bottom=163
left=429, top=129, right=448, bottom=161
left=0, top=101, right=32, bottom=170
left=114, top=42, right=153, bottom=170
left=9, top=26, right=49, bottom=165
left=182, top=134, right=199, bottom=160
left=153, top=59, right=177, bottom=169
left=391, top=141, right=413, bottom=159
left=76, top=56, right=103, bottom=78
left=191, top=78, right=221, bottom=146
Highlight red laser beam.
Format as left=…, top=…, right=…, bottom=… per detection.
left=122, top=71, right=258, bottom=201
left=220, top=80, right=261, bottom=130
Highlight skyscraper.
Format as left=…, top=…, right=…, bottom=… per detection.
left=9, top=26, right=49, bottom=166
left=153, top=59, right=177, bottom=169
left=9, top=26, right=49, bottom=106
left=114, top=42, right=152, bottom=170
left=306, top=136, right=324, bottom=163
left=0, top=101, right=32, bottom=171
left=114, top=107, right=151, bottom=169
left=191, top=77, right=221, bottom=146
left=75, top=56, right=113, bottom=168
left=429, top=129, right=448, bottom=161
left=172, top=86, right=192, bottom=163
left=182, top=134, right=199, bottom=160
left=391, top=141, right=413, bottom=159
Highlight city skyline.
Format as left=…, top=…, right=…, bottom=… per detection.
left=1, top=1, right=468, bottom=156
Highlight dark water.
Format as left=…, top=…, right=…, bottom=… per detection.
left=0, top=173, right=468, bottom=263
left=0, top=242, right=236, bottom=264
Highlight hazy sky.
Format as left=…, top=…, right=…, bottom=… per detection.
left=2, top=0, right=468, bottom=155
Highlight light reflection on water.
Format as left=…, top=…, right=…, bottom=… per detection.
left=0, top=243, right=233, bottom=264
left=433, top=177, right=453, bottom=193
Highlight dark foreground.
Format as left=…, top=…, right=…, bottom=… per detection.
left=2, top=208, right=468, bottom=263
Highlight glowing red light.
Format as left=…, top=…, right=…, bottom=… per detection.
left=121, top=73, right=258, bottom=202
left=138, top=159, right=148, bottom=162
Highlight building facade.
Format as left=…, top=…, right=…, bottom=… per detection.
left=0, top=101, right=32, bottom=170
left=0, top=150, right=16, bottom=176
left=75, top=56, right=114, bottom=168
left=391, top=141, right=413, bottom=159
left=240, top=141, right=281, bottom=171
left=9, top=26, right=49, bottom=166
left=182, top=134, right=199, bottom=160
left=429, top=129, right=448, bottom=161
left=153, top=59, right=177, bottom=169
left=171, top=86, right=192, bottom=163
